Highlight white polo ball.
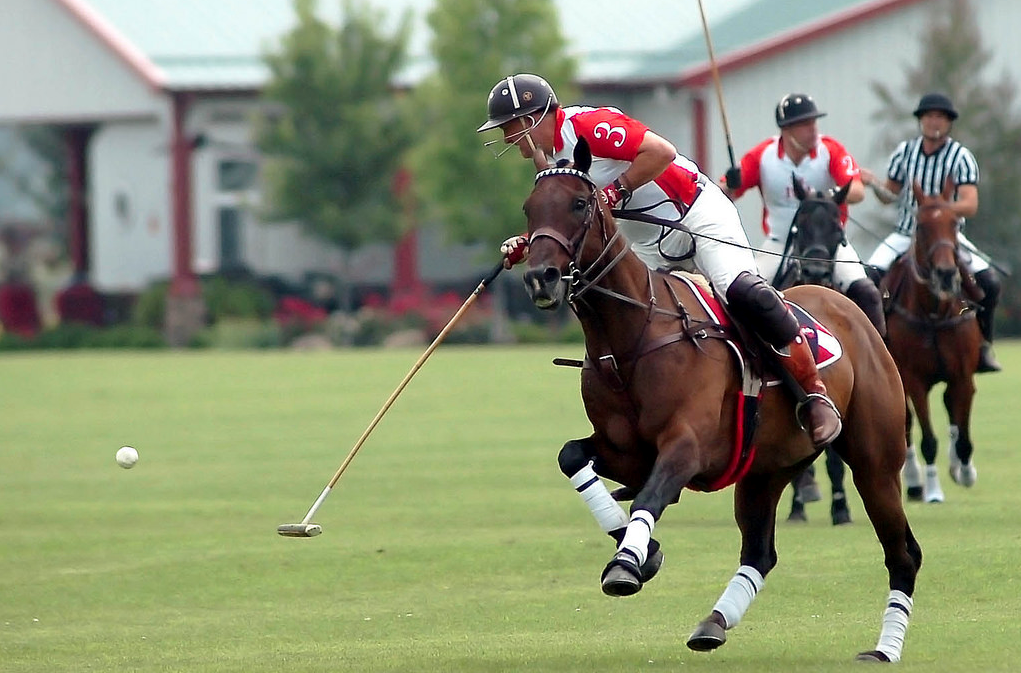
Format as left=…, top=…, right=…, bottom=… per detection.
left=116, top=446, right=139, bottom=469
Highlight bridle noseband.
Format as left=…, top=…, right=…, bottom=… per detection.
left=529, top=167, right=634, bottom=304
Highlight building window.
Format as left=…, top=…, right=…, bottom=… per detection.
left=217, top=160, right=257, bottom=192
left=218, top=207, right=244, bottom=271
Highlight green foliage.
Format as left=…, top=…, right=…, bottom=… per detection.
left=256, top=0, right=415, bottom=248
left=132, top=280, right=169, bottom=330
left=869, top=0, right=1021, bottom=334
left=2, top=345, right=1021, bottom=671
left=0, top=322, right=165, bottom=350
left=201, top=276, right=276, bottom=321
left=408, top=0, right=577, bottom=247
left=133, top=276, right=276, bottom=331
left=0, top=125, right=66, bottom=227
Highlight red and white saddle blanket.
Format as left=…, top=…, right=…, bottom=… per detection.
left=671, top=273, right=844, bottom=491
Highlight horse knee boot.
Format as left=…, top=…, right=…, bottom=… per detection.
left=779, top=330, right=842, bottom=446
left=846, top=279, right=887, bottom=337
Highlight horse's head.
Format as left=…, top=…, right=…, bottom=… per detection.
left=911, top=180, right=961, bottom=299
left=521, top=137, right=604, bottom=310
left=790, top=176, right=847, bottom=285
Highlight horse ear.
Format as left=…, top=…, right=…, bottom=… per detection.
left=574, top=137, right=593, bottom=174
left=792, top=173, right=807, bottom=201
left=941, top=177, right=956, bottom=201
left=533, top=146, right=551, bottom=172
left=832, top=180, right=852, bottom=205
left=911, top=181, right=925, bottom=204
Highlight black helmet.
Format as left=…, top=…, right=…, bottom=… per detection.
left=913, top=92, right=958, bottom=120
left=775, top=93, right=827, bottom=128
left=477, top=74, right=558, bottom=133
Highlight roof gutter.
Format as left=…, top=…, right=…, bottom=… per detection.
left=679, top=0, right=931, bottom=86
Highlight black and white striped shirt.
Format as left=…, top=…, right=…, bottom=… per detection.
left=887, top=135, right=979, bottom=234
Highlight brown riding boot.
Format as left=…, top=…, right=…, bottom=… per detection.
left=778, top=330, right=842, bottom=446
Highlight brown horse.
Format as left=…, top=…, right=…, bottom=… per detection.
left=521, top=138, right=920, bottom=662
left=882, top=181, right=983, bottom=503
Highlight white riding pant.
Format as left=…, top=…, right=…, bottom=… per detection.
left=867, top=230, right=989, bottom=274
left=757, top=236, right=868, bottom=292
left=618, top=180, right=757, bottom=296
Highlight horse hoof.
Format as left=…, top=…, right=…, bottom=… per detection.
left=905, top=486, right=923, bottom=502
left=787, top=509, right=808, bottom=523
left=854, top=649, right=891, bottom=663
left=687, top=619, right=727, bottom=652
left=924, top=466, right=944, bottom=503
left=601, top=552, right=643, bottom=597
left=831, top=506, right=852, bottom=526
left=950, top=463, right=977, bottom=488
left=639, top=548, right=664, bottom=583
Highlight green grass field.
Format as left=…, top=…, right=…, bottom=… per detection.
left=1, top=343, right=1019, bottom=672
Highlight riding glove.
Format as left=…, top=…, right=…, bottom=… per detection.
left=500, top=234, right=529, bottom=268
left=600, top=179, right=631, bottom=208
left=725, top=167, right=742, bottom=190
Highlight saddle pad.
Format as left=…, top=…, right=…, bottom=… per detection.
left=670, top=272, right=843, bottom=370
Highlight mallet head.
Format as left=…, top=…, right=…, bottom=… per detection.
left=277, top=523, right=322, bottom=538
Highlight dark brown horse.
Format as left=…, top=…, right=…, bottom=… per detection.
left=521, top=138, right=920, bottom=662
left=882, top=181, right=982, bottom=503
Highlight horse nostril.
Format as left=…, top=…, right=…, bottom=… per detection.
left=542, top=267, right=563, bottom=285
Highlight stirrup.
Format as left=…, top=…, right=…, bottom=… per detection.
left=977, top=343, right=1001, bottom=373
left=795, top=393, right=842, bottom=446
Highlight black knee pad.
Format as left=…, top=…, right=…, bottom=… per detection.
left=975, top=269, right=1001, bottom=307
left=725, top=271, right=799, bottom=349
left=558, top=440, right=591, bottom=477
left=846, top=279, right=886, bottom=335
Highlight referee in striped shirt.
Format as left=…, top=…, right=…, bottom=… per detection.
left=861, top=92, right=1001, bottom=373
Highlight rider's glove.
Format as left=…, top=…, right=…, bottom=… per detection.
left=500, top=234, right=529, bottom=269
left=725, top=167, right=742, bottom=190
left=600, top=178, right=632, bottom=209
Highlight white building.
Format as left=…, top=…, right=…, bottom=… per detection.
left=1, top=0, right=1018, bottom=304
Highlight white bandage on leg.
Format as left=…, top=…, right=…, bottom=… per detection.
left=619, top=510, right=655, bottom=566
left=712, top=565, right=765, bottom=629
left=875, top=590, right=912, bottom=663
left=569, top=462, right=629, bottom=533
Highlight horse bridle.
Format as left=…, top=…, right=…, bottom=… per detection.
left=906, top=205, right=961, bottom=295
left=529, top=167, right=645, bottom=308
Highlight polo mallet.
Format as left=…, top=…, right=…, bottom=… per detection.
left=278, top=261, right=506, bottom=537
left=697, top=0, right=740, bottom=185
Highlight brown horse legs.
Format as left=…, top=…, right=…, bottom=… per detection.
left=556, top=438, right=665, bottom=590
left=688, top=473, right=783, bottom=652
left=600, top=442, right=699, bottom=597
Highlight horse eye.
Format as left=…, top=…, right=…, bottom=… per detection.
left=573, top=197, right=587, bottom=212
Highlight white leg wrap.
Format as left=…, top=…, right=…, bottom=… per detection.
left=903, top=445, right=922, bottom=489
left=619, top=510, right=655, bottom=566
left=712, top=565, right=765, bottom=629
left=569, top=462, right=629, bottom=533
left=874, top=590, right=912, bottom=663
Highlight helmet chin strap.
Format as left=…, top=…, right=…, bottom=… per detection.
left=482, top=97, right=552, bottom=158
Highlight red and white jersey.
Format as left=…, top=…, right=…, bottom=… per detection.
left=552, top=106, right=703, bottom=209
left=729, top=135, right=859, bottom=239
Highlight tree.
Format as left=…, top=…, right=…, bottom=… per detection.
left=409, top=0, right=576, bottom=247
left=256, top=0, right=414, bottom=248
left=870, top=0, right=1021, bottom=333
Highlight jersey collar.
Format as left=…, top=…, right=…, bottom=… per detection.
left=777, top=135, right=819, bottom=161
left=553, top=107, right=567, bottom=154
